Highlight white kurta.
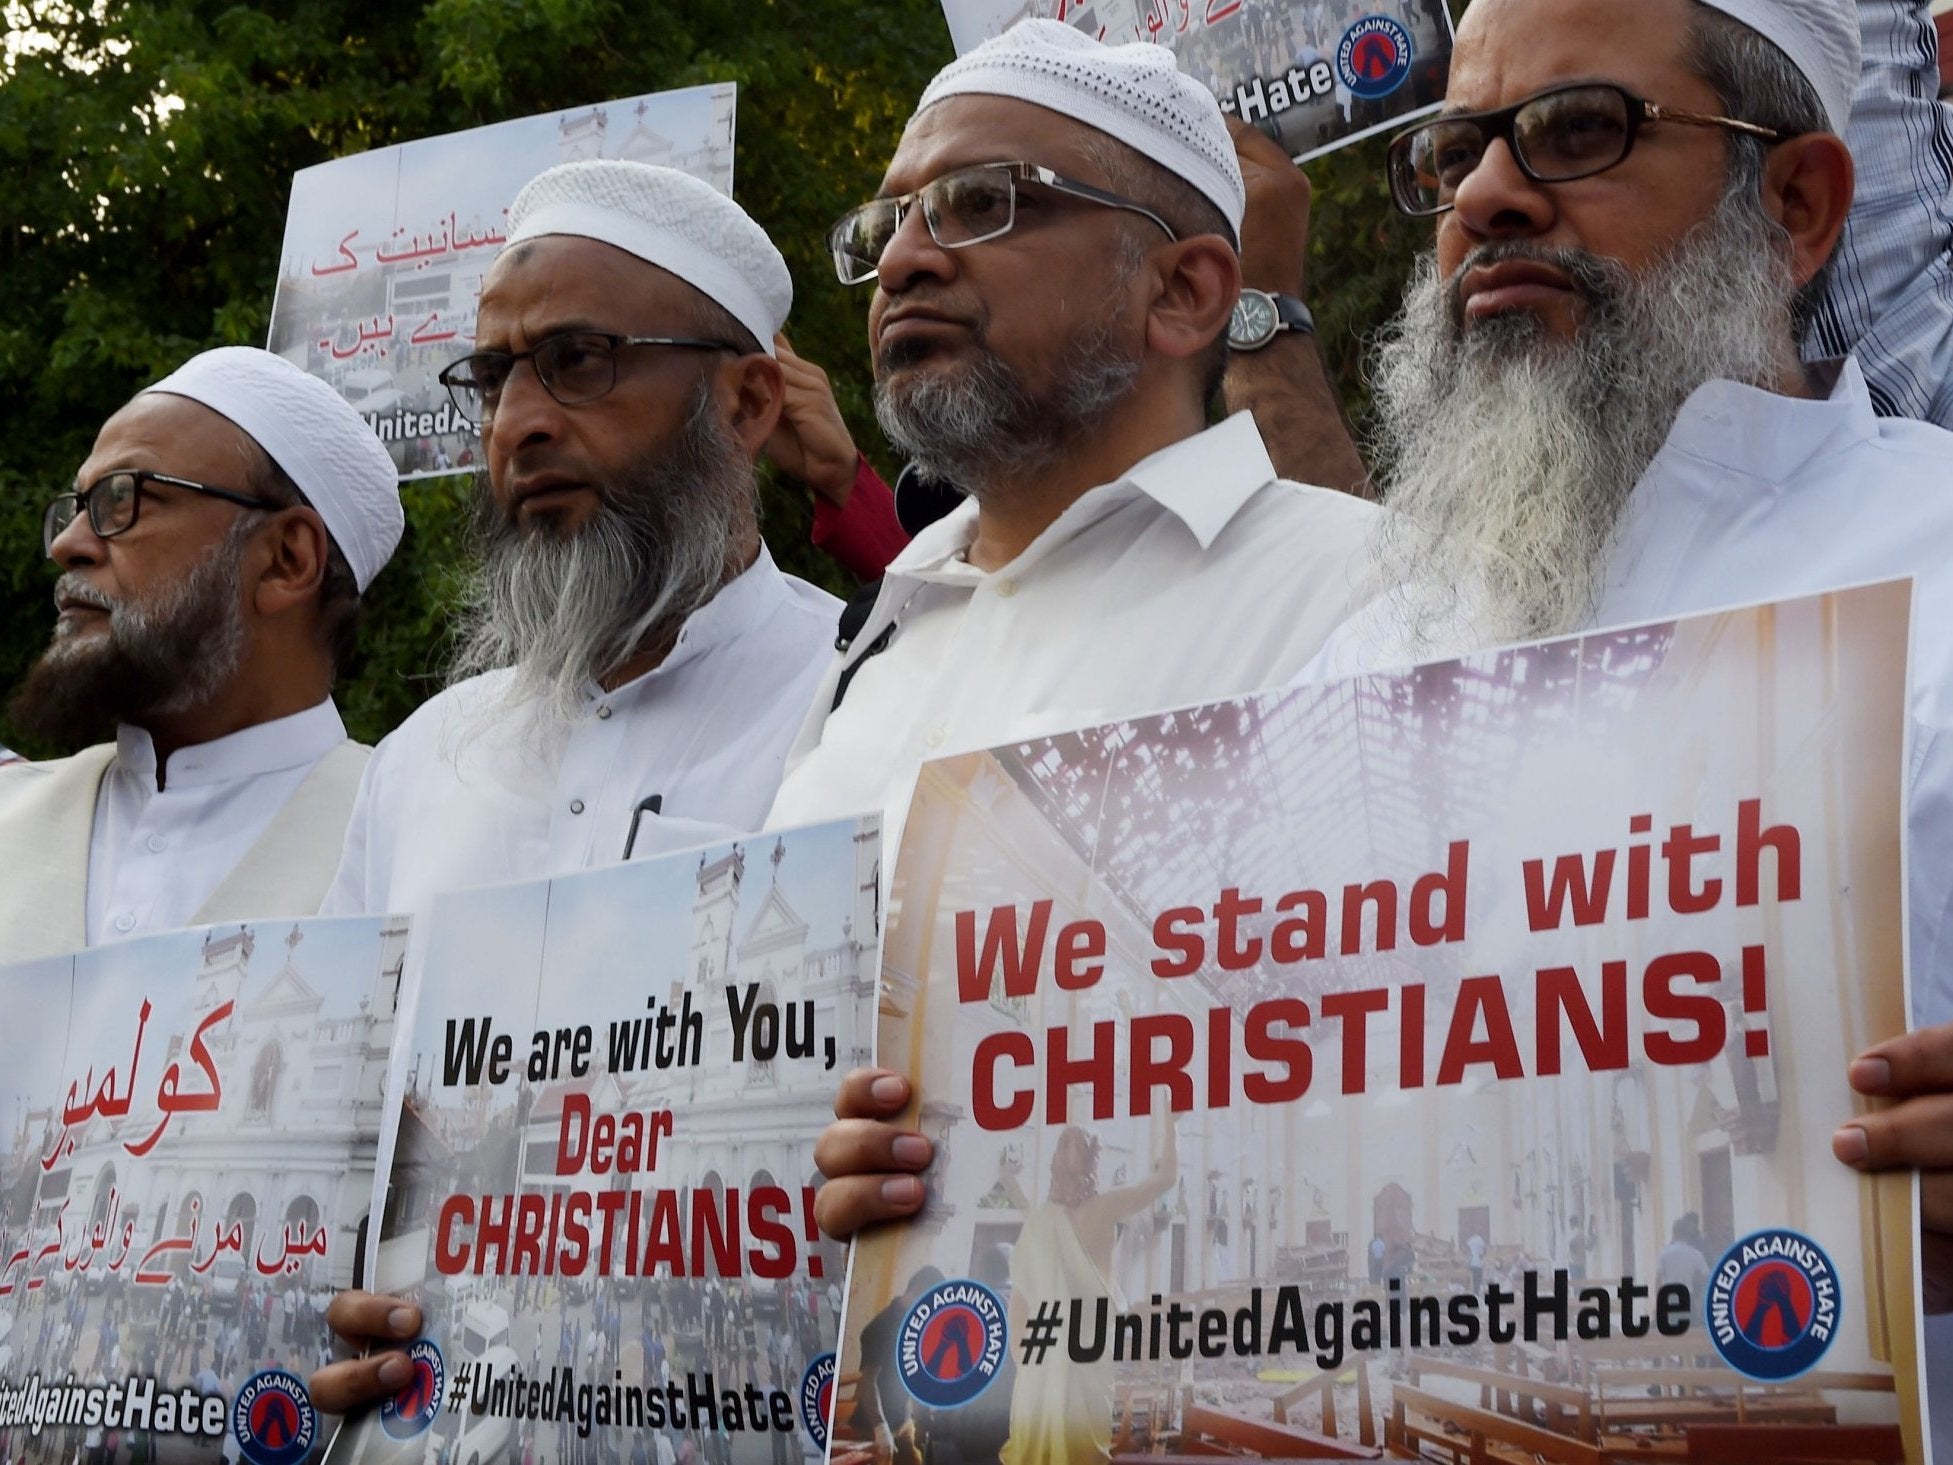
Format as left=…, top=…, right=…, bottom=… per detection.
left=1315, top=357, right=1953, bottom=1438
left=767, top=413, right=1379, bottom=845
left=86, top=699, right=348, bottom=944
left=323, top=546, right=838, bottom=923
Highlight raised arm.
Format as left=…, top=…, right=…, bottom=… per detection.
left=1221, top=118, right=1372, bottom=498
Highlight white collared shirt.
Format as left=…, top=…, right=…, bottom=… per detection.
left=323, top=545, right=838, bottom=923
left=87, top=699, right=348, bottom=944
left=767, top=413, right=1379, bottom=840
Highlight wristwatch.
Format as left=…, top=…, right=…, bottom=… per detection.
left=1227, top=289, right=1315, bottom=351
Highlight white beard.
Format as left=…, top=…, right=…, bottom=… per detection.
left=1367, top=186, right=1802, bottom=654
left=450, top=383, right=754, bottom=727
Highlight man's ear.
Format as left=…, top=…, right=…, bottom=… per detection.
left=251, top=506, right=331, bottom=619
left=1144, top=234, right=1241, bottom=361
left=716, top=352, right=787, bottom=459
left=1762, top=131, right=1853, bottom=294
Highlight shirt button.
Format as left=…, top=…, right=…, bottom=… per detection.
left=113, top=914, right=136, bottom=934
left=596, top=706, right=612, bottom=720
left=569, top=799, right=586, bottom=815
left=145, top=834, right=167, bottom=853
left=995, top=578, right=1019, bottom=598
left=924, top=728, right=946, bottom=749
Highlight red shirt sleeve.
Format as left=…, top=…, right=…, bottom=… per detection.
left=810, top=455, right=911, bottom=581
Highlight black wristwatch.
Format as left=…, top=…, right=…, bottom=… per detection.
left=1227, top=289, right=1315, bottom=351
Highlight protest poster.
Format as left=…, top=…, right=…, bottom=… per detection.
left=324, top=818, right=881, bottom=1465
left=266, top=84, right=737, bottom=481
left=937, top=0, right=1454, bottom=164
left=836, top=582, right=1933, bottom=1463
left=0, top=917, right=406, bottom=1465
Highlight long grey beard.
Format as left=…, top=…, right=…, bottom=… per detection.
left=873, top=247, right=1145, bottom=500
left=449, top=385, right=755, bottom=725
left=1367, top=186, right=1800, bottom=652
left=8, top=521, right=248, bottom=748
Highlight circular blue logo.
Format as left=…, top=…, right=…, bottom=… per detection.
left=799, top=1351, right=837, bottom=1450
left=231, top=1369, right=317, bottom=1465
left=897, top=1278, right=1009, bottom=1409
left=1336, top=15, right=1415, bottom=100
left=1705, top=1228, right=1840, bottom=1380
left=381, top=1337, right=446, bottom=1439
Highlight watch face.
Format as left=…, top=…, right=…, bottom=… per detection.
left=1229, top=291, right=1276, bottom=348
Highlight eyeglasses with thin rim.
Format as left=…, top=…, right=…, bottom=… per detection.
left=438, top=330, right=743, bottom=426
left=44, top=470, right=282, bottom=555
left=826, top=161, right=1180, bottom=286
left=1386, top=82, right=1789, bottom=219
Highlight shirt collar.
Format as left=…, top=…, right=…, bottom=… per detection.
left=886, top=412, right=1281, bottom=580
left=116, top=699, right=346, bottom=792
left=1655, top=356, right=1878, bottom=484
left=597, top=543, right=792, bottom=705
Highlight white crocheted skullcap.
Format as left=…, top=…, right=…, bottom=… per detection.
left=503, top=160, right=789, bottom=355
left=915, top=18, right=1245, bottom=240
left=1694, top=0, right=1859, bottom=136
left=140, top=347, right=403, bottom=593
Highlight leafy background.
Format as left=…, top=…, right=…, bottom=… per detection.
left=0, top=0, right=1446, bottom=754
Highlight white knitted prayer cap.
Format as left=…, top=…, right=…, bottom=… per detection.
left=502, top=160, right=790, bottom=356
left=141, top=347, right=403, bottom=593
left=1694, top=0, right=1859, bottom=136
left=915, top=18, right=1245, bottom=241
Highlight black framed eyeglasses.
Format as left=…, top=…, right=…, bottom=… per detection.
left=1386, top=82, right=1789, bottom=218
left=44, top=470, right=282, bottom=555
left=439, top=330, right=743, bottom=425
left=826, top=161, right=1179, bottom=285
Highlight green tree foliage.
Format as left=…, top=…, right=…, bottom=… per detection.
left=0, top=0, right=1440, bottom=754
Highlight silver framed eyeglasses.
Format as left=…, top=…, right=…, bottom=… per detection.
left=826, top=161, right=1179, bottom=285
left=44, top=470, right=280, bottom=555
left=439, top=330, right=743, bottom=425
left=1386, top=82, right=1788, bottom=219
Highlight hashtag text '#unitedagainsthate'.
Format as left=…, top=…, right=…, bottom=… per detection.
left=444, top=1362, right=797, bottom=1440
left=1026, top=1272, right=1693, bottom=1371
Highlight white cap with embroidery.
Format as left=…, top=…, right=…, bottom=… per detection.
left=915, top=18, right=1245, bottom=241
left=502, top=160, right=790, bottom=356
left=1695, top=0, right=1860, bottom=136
left=141, top=346, right=403, bottom=592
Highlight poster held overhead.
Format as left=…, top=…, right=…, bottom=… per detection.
left=267, top=86, right=736, bottom=482
left=836, top=582, right=1934, bottom=1463
left=936, top=0, right=1456, bottom=165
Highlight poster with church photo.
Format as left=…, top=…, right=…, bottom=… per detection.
left=326, top=817, right=881, bottom=1465
left=266, top=83, right=737, bottom=482
left=937, top=0, right=1455, bottom=164
left=839, top=582, right=1935, bottom=1464
left=0, top=916, right=406, bottom=1465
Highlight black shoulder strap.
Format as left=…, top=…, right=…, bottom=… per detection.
left=836, top=578, right=883, bottom=651
left=831, top=579, right=897, bottom=714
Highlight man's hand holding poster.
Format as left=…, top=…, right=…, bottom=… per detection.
left=0, top=917, right=405, bottom=1465
left=326, top=819, right=880, bottom=1465
left=837, top=582, right=1933, bottom=1462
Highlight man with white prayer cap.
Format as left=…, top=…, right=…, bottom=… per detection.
left=813, top=0, right=1953, bottom=1449
left=311, top=158, right=837, bottom=1417
left=0, top=345, right=403, bottom=962
left=766, top=18, right=1377, bottom=842
left=321, top=160, right=836, bottom=922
